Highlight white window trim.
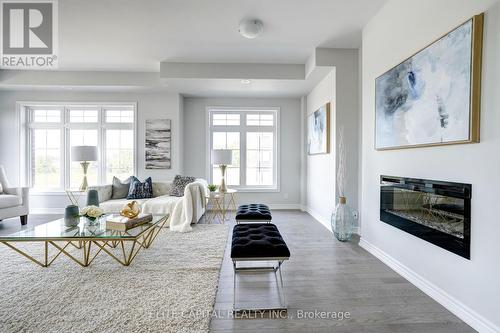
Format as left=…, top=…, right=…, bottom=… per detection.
left=205, top=106, right=280, bottom=193
left=17, top=101, right=138, bottom=193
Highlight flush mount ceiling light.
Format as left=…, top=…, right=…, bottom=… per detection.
left=238, top=19, right=264, bottom=39
left=240, top=79, right=251, bottom=84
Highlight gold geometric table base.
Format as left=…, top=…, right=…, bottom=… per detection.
left=0, top=217, right=166, bottom=268
left=205, top=191, right=238, bottom=224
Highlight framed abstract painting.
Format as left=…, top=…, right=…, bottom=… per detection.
left=145, top=119, right=171, bottom=169
left=375, top=14, right=483, bottom=150
left=308, top=102, right=330, bottom=155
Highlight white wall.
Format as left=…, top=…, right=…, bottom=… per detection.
left=305, top=49, right=360, bottom=231
left=183, top=97, right=302, bottom=208
left=361, top=0, right=500, bottom=331
left=0, top=90, right=183, bottom=211
left=306, top=71, right=336, bottom=227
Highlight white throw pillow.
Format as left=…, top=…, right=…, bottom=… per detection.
left=0, top=181, right=3, bottom=194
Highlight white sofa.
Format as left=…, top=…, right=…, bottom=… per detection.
left=89, top=179, right=206, bottom=225
left=0, top=165, right=29, bottom=225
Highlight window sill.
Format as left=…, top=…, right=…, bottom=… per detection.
left=30, top=191, right=84, bottom=196
left=228, top=187, right=280, bottom=193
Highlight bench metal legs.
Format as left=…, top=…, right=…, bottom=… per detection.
left=235, top=220, right=272, bottom=224
left=232, top=259, right=287, bottom=313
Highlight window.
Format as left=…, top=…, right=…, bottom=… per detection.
left=105, top=129, right=134, bottom=183
left=24, top=103, right=136, bottom=191
left=32, top=128, right=61, bottom=189
left=208, top=108, right=279, bottom=191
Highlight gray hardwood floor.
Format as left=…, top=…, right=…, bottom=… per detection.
left=0, top=211, right=473, bottom=333
left=209, top=210, right=473, bottom=333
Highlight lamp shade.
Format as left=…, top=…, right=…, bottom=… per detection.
left=71, top=146, right=98, bottom=162
left=211, top=149, right=233, bottom=165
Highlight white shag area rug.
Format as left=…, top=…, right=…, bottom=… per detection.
left=0, top=224, right=229, bottom=333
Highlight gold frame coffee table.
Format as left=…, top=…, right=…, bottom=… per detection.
left=0, top=214, right=169, bottom=267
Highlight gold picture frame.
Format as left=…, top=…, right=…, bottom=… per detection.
left=307, top=102, right=331, bottom=155
left=375, top=13, right=483, bottom=151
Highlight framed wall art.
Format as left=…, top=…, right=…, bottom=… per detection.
left=145, top=119, right=171, bottom=169
left=308, top=102, right=330, bottom=155
left=375, top=14, right=483, bottom=150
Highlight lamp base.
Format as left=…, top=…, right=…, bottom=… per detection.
left=79, top=176, right=88, bottom=192
left=219, top=178, right=227, bottom=192
left=79, top=161, right=89, bottom=191
left=219, top=165, right=227, bottom=192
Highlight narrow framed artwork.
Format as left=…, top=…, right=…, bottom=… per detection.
left=145, top=119, right=171, bottom=169
left=307, top=102, right=330, bottom=155
left=375, top=13, right=483, bottom=150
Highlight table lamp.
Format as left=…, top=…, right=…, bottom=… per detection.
left=211, top=149, right=233, bottom=192
left=71, top=146, right=98, bottom=191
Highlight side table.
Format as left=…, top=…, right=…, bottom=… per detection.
left=205, top=189, right=238, bottom=223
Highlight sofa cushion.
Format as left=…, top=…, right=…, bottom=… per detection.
left=0, top=194, right=22, bottom=209
left=88, top=185, right=112, bottom=203
left=112, top=176, right=132, bottom=199
left=231, top=223, right=290, bottom=259
left=99, top=198, right=149, bottom=214
left=141, top=195, right=181, bottom=216
left=127, top=177, right=153, bottom=199
left=153, top=182, right=172, bottom=197
left=169, top=175, right=196, bottom=197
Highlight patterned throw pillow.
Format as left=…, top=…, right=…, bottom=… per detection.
left=169, top=175, right=196, bottom=197
left=127, top=177, right=153, bottom=199
left=112, top=176, right=132, bottom=199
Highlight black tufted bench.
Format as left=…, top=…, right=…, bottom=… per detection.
left=235, top=203, right=272, bottom=224
left=231, top=223, right=290, bottom=312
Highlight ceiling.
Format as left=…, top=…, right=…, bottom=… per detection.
left=163, top=66, right=335, bottom=98
left=1, top=0, right=387, bottom=97
left=0, top=67, right=332, bottom=98
left=59, top=0, right=387, bottom=71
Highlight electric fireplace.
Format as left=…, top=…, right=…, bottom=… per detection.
left=380, top=176, right=471, bottom=259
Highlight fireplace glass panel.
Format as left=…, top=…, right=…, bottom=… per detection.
left=380, top=176, right=471, bottom=259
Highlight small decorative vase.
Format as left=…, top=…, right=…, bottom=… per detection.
left=87, top=189, right=100, bottom=207
left=331, top=196, right=354, bottom=242
left=64, top=205, right=80, bottom=227
left=85, top=216, right=99, bottom=226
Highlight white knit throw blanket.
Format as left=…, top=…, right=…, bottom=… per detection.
left=169, top=180, right=208, bottom=233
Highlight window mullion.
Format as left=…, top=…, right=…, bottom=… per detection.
left=208, top=128, right=213, bottom=184
left=99, top=107, right=105, bottom=184
left=62, top=107, right=69, bottom=190
left=258, top=131, right=262, bottom=185
left=27, top=127, right=33, bottom=187
left=240, top=127, right=247, bottom=187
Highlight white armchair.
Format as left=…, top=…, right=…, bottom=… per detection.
left=0, top=165, right=29, bottom=225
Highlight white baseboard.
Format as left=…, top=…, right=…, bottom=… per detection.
left=221, top=203, right=302, bottom=211
left=31, top=208, right=64, bottom=214
left=32, top=204, right=302, bottom=215
left=267, top=203, right=301, bottom=210
left=304, top=206, right=360, bottom=235
left=304, top=206, right=332, bottom=232
left=359, top=238, right=499, bottom=333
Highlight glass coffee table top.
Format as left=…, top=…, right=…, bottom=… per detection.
left=0, top=215, right=168, bottom=241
